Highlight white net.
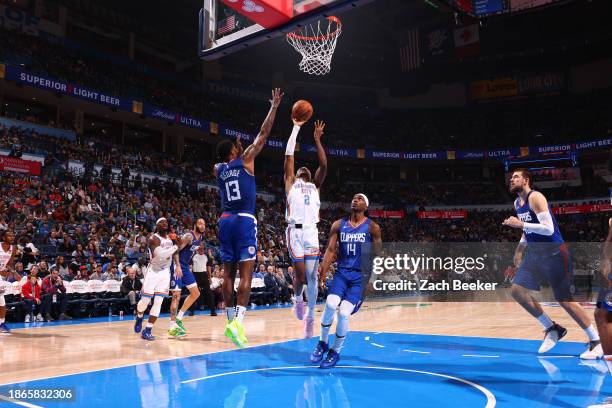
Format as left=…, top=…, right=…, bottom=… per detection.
left=286, top=16, right=342, bottom=76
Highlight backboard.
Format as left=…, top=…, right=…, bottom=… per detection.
left=199, top=0, right=373, bottom=60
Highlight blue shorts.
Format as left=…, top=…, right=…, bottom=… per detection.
left=329, top=269, right=362, bottom=312
left=218, top=212, right=258, bottom=263
left=170, top=263, right=197, bottom=291
left=596, top=272, right=612, bottom=310
left=513, top=245, right=574, bottom=301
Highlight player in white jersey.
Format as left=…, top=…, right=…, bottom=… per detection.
left=0, top=230, right=17, bottom=333
left=133, top=218, right=182, bottom=341
left=284, top=119, right=327, bottom=337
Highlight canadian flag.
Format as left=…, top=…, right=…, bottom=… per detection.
left=453, top=24, right=480, bottom=58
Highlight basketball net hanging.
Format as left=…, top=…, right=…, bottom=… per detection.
left=286, top=16, right=342, bottom=76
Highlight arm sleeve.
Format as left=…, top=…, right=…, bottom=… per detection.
left=285, top=125, right=301, bottom=156
left=522, top=211, right=555, bottom=236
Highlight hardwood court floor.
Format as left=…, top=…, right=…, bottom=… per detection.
left=1, top=299, right=597, bottom=386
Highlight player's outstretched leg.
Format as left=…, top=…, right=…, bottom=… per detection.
left=311, top=294, right=340, bottom=363
left=320, top=300, right=353, bottom=369
left=304, top=258, right=319, bottom=338
left=134, top=294, right=152, bottom=333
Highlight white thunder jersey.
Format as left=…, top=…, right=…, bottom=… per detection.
left=286, top=179, right=320, bottom=226
left=148, top=234, right=176, bottom=273
left=0, top=243, right=12, bottom=271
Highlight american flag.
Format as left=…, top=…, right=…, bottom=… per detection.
left=217, top=15, right=236, bottom=36
left=399, top=28, right=421, bottom=72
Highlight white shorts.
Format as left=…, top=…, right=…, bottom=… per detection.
left=286, top=225, right=320, bottom=263
left=142, top=268, right=170, bottom=297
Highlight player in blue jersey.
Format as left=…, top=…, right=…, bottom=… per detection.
left=214, top=88, right=283, bottom=348
left=310, top=193, right=382, bottom=368
left=167, top=218, right=206, bottom=338
left=596, top=217, right=612, bottom=374
left=503, top=169, right=600, bottom=358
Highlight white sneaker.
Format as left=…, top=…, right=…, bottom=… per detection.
left=581, top=341, right=603, bottom=360
left=24, top=314, right=30, bottom=323
left=539, top=323, right=567, bottom=353
left=35, top=314, right=44, bottom=322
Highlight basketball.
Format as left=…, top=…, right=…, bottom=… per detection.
left=292, top=100, right=313, bottom=123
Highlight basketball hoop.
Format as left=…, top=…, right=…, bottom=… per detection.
left=286, top=16, right=342, bottom=76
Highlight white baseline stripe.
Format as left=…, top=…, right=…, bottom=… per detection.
left=462, top=354, right=500, bottom=358
left=402, top=349, right=431, bottom=354
left=0, top=395, right=42, bottom=408
left=370, top=343, right=385, bottom=348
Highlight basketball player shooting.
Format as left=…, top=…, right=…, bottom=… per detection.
left=502, top=169, right=601, bottom=358
left=168, top=218, right=207, bottom=338
left=0, top=230, right=17, bottom=334
left=310, top=194, right=382, bottom=368
left=284, top=112, right=327, bottom=338
left=133, top=218, right=182, bottom=341
left=214, top=88, right=283, bottom=348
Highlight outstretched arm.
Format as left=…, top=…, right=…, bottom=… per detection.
left=369, top=221, right=382, bottom=257
left=319, top=220, right=340, bottom=285
left=284, top=120, right=302, bottom=193
left=312, top=120, right=327, bottom=188
left=242, top=88, right=284, bottom=168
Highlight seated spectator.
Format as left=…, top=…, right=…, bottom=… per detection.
left=253, top=264, right=265, bottom=279
left=20, top=265, right=41, bottom=285
left=21, top=273, right=43, bottom=322
left=10, top=261, right=26, bottom=281
left=275, top=266, right=292, bottom=301
left=51, top=255, right=69, bottom=278
left=75, top=265, right=90, bottom=281
left=101, top=266, right=121, bottom=281
left=41, top=266, right=71, bottom=321
left=37, top=260, right=50, bottom=278
left=264, top=265, right=281, bottom=302
left=131, top=257, right=148, bottom=279
left=120, top=267, right=142, bottom=313
left=89, top=264, right=104, bottom=281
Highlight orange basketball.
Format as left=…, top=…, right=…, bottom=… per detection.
left=292, top=100, right=313, bottom=123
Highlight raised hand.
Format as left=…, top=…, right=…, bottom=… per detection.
left=314, top=120, right=325, bottom=143
left=270, top=88, right=284, bottom=108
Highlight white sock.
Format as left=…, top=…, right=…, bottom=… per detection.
left=169, top=320, right=177, bottom=329
left=177, top=310, right=185, bottom=320
left=584, top=324, right=600, bottom=342
left=145, top=322, right=153, bottom=329
left=0, top=318, right=4, bottom=324
left=537, top=313, right=554, bottom=330
left=236, top=306, right=246, bottom=324
left=333, top=334, right=347, bottom=353
left=225, top=307, right=235, bottom=321
left=320, top=323, right=332, bottom=343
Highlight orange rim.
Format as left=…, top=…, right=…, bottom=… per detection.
left=287, top=16, right=342, bottom=42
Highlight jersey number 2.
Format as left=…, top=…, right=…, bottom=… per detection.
left=225, top=180, right=241, bottom=202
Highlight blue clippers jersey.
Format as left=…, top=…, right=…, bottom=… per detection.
left=337, top=218, right=372, bottom=271
left=178, top=231, right=203, bottom=270
left=216, top=159, right=256, bottom=215
left=515, top=191, right=564, bottom=244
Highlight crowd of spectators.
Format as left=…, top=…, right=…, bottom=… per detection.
left=3, top=28, right=612, bottom=153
